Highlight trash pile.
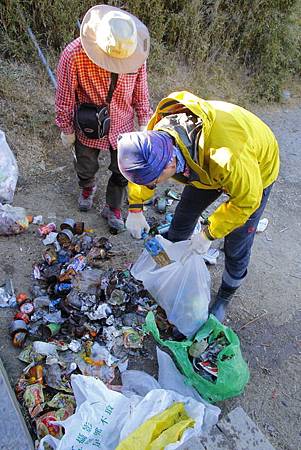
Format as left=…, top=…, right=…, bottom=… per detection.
left=5, top=207, right=248, bottom=446
left=38, top=349, right=221, bottom=450
left=11, top=218, right=157, bottom=442
left=189, top=332, right=229, bottom=382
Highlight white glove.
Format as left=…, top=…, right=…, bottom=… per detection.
left=61, top=132, right=76, bottom=148
left=181, top=230, right=212, bottom=263
left=126, top=212, right=150, bottom=239
left=190, top=230, right=212, bottom=254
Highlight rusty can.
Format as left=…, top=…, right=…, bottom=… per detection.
left=16, top=292, right=29, bottom=306
left=14, top=312, right=30, bottom=324
left=28, top=365, right=44, bottom=384
left=57, top=229, right=74, bottom=247
left=20, top=302, right=35, bottom=316
left=12, top=332, right=27, bottom=348
left=60, top=218, right=75, bottom=233
left=74, top=222, right=84, bottom=235
left=58, top=268, right=76, bottom=283
left=43, top=246, right=57, bottom=265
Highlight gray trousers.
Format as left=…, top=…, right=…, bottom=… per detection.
left=74, top=140, right=128, bottom=209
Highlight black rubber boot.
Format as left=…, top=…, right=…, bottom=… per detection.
left=209, top=283, right=238, bottom=322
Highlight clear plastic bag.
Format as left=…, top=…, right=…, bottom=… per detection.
left=131, top=236, right=211, bottom=337
left=0, top=129, right=18, bottom=204
left=0, top=203, right=29, bottom=236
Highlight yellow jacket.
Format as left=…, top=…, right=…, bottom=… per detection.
left=128, top=91, right=279, bottom=239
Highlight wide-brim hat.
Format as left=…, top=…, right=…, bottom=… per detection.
left=80, top=4, right=150, bottom=74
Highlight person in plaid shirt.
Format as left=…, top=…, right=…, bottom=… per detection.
left=55, top=4, right=152, bottom=232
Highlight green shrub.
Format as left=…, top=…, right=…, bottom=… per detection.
left=0, top=0, right=300, bottom=101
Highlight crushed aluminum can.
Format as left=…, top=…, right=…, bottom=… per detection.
left=12, top=332, right=28, bottom=348
left=0, top=278, right=16, bottom=307
left=108, top=289, right=127, bottom=306
left=68, top=340, right=81, bottom=353
left=154, top=196, right=167, bottom=214
left=67, top=254, right=86, bottom=272
left=165, top=189, right=181, bottom=200
left=20, top=302, right=35, bottom=316
left=38, top=222, right=56, bottom=237
left=57, top=249, right=70, bottom=264
left=49, top=298, right=61, bottom=312
left=54, top=283, right=72, bottom=296
left=122, top=327, right=144, bottom=349
left=58, top=268, right=76, bottom=283
left=14, top=311, right=30, bottom=324
left=43, top=246, right=57, bottom=265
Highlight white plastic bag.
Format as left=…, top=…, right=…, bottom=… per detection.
left=39, top=374, right=134, bottom=450
left=0, top=129, right=18, bottom=204
left=39, top=363, right=219, bottom=450
left=156, top=348, right=220, bottom=433
left=0, top=203, right=29, bottom=235
left=131, top=235, right=211, bottom=337
left=121, top=347, right=220, bottom=436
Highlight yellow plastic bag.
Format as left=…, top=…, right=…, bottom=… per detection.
left=116, top=402, right=195, bottom=450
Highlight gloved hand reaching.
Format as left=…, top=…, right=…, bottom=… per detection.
left=61, top=132, right=76, bottom=148
left=126, top=211, right=150, bottom=239
left=181, top=230, right=212, bottom=263
left=190, top=230, right=212, bottom=254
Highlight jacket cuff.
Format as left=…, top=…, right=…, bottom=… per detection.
left=129, top=204, right=143, bottom=213
left=204, top=225, right=215, bottom=241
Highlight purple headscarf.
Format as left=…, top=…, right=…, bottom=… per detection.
left=117, top=131, right=174, bottom=185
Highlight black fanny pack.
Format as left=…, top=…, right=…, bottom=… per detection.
left=75, top=73, right=118, bottom=140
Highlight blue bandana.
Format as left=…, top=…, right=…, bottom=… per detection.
left=117, top=131, right=174, bottom=185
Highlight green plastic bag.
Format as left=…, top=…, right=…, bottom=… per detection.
left=144, top=312, right=250, bottom=403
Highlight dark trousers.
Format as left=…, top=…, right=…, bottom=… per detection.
left=74, top=140, right=128, bottom=209
left=168, top=184, right=273, bottom=288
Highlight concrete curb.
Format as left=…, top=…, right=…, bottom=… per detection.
left=0, top=357, right=34, bottom=450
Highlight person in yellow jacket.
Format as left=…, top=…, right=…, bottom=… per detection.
left=117, top=91, right=280, bottom=321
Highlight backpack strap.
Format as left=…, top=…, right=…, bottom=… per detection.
left=106, top=72, right=118, bottom=104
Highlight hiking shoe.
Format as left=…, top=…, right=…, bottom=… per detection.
left=209, top=284, right=238, bottom=322
left=78, top=186, right=97, bottom=212
left=101, top=205, right=125, bottom=232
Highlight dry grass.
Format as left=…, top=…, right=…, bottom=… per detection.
left=0, top=59, right=66, bottom=180
left=0, top=51, right=299, bottom=185
left=149, top=56, right=254, bottom=109
left=1, top=0, right=300, bottom=101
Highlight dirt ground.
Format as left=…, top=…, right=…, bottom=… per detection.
left=0, top=62, right=300, bottom=449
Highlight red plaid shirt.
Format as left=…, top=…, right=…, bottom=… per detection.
left=55, top=38, right=152, bottom=150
